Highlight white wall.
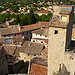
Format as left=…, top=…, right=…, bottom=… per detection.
left=32, top=33, right=48, bottom=39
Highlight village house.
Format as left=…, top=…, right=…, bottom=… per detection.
left=0, top=26, right=25, bottom=45
left=15, top=41, right=45, bottom=62
left=31, top=28, right=49, bottom=48
left=48, top=5, right=75, bottom=75
left=18, top=7, right=26, bottom=12
left=29, top=57, right=47, bottom=75
left=0, top=21, right=50, bottom=45
left=34, top=10, right=49, bottom=16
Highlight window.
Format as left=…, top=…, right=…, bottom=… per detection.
left=34, top=54, right=36, bottom=56
left=14, top=34, right=16, bottom=36
left=4, top=35, right=6, bottom=38
left=45, top=35, right=47, bottom=37
left=40, top=34, right=42, bottom=36
left=41, top=41, right=43, bottom=43
left=33, top=40, right=35, bottom=42
left=28, top=54, right=30, bottom=56
left=36, top=40, right=38, bottom=42
left=30, top=31, right=31, bottom=34
left=26, top=32, right=28, bottom=36
left=23, top=32, right=24, bottom=36
left=9, top=35, right=10, bottom=37
left=54, top=30, right=58, bottom=34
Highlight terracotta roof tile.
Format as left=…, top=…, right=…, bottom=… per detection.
left=30, top=57, right=47, bottom=75
left=34, top=10, right=49, bottom=14
left=3, top=45, right=17, bottom=55
left=21, top=21, right=50, bottom=31
left=0, top=28, right=20, bottom=35
left=59, top=10, right=71, bottom=15
left=49, top=16, right=68, bottom=28
left=30, top=63, right=47, bottom=75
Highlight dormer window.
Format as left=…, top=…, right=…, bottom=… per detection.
left=54, top=30, right=58, bottom=34
left=33, top=40, right=35, bottom=42
left=41, top=41, right=43, bottom=43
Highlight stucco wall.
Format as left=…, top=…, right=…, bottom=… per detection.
left=48, top=27, right=67, bottom=75
left=32, top=33, right=48, bottom=39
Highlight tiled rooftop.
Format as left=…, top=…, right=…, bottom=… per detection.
left=59, top=10, right=71, bottom=15
left=20, top=41, right=44, bottom=55
left=21, top=21, right=50, bottom=31
left=31, top=57, right=47, bottom=66
left=12, top=37, right=24, bottom=45
left=30, top=63, right=47, bottom=75
left=32, top=28, right=49, bottom=36
left=49, top=16, right=68, bottom=28
left=34, top=10, right=49, bottom=14
left=0, top=28, right=20, bottom=35
left=41, top=48, right=48, bottom=55
left=3, top=45, right=17, bottom=55
left=14, top=47, right=22, bottom=57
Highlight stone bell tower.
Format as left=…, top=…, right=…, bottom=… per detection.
left=48, top=5, right=74, bottom=75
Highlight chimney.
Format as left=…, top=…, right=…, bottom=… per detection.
left=6, top=21, right=9, bottom=26
left=18, top=23, right=21, bottom=31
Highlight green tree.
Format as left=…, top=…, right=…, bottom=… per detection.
left=40, top=14, right=47, bottom=21
left=35, top=14, right=41, bottom=21
left=12, top=6, right=19, bottom=13
left=27, top=9, right=36, bottom=24
left=13, top=14, right=20, bottom=25
left=20, top=14, right=28, bottom=26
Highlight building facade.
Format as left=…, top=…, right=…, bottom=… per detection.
left=48, top=6, right=75, bottom=75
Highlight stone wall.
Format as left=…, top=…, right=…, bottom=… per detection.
left=48, top=6, right=74, bottom=75
left=48, top=27, right=67, bottom=75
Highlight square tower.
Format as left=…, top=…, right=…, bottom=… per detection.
left=48, top=5, right=74, bottom=75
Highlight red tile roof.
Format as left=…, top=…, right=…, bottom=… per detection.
left=21, top=21, right=50, bottom=31
left=30, top=57, right=47, bottom=75
left=30, top=63, right=47, bottom=75
left=0, top=28, right=20, bottom=35
left=3, top=45, right=17, bottom=55
left=59, top=10, right=71, bottom=15
left=34, top=10, right=49, bottom=14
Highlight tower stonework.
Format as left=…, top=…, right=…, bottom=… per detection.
left=48, top=6, right=75, bottom=75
